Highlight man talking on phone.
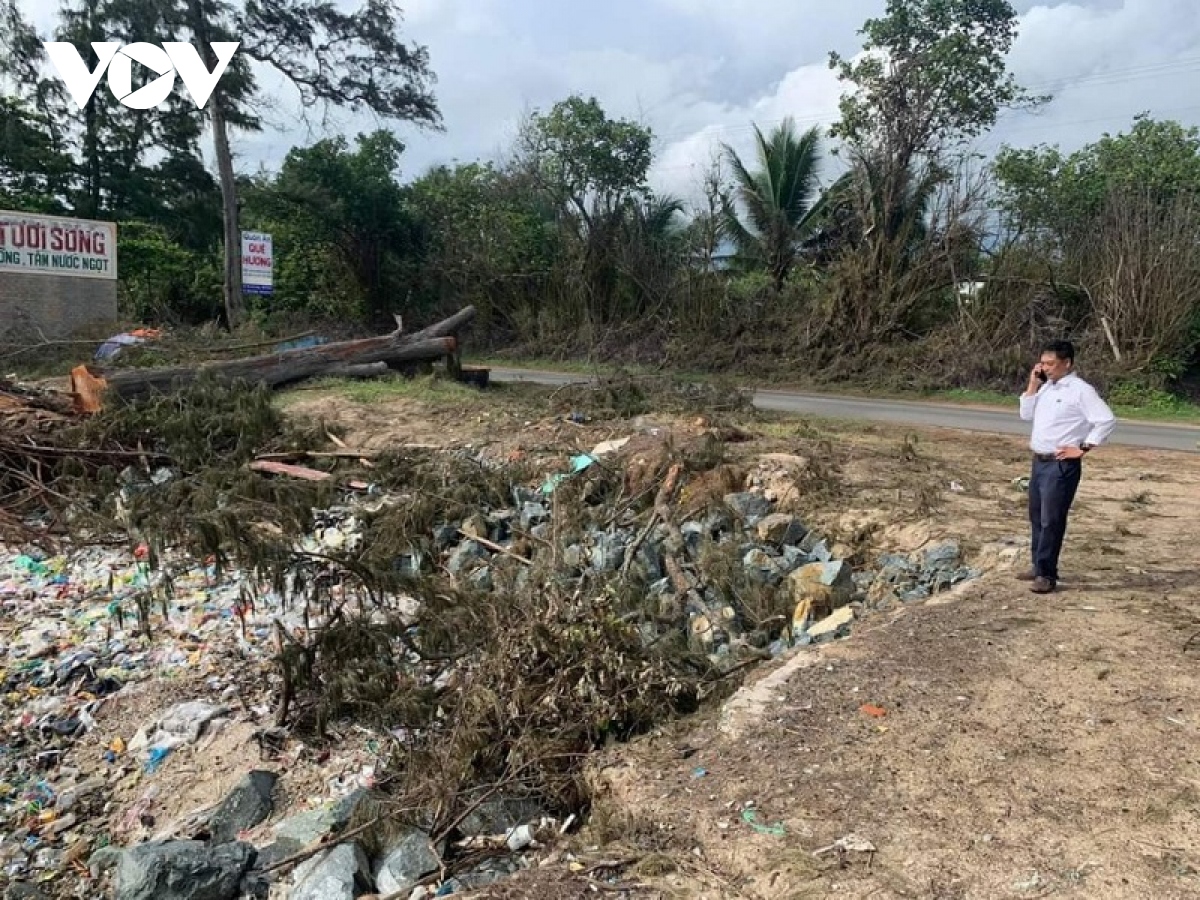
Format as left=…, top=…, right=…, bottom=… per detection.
left=1018, top=340, right=1116, bottom=594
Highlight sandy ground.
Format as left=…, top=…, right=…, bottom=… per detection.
left=445, top=400, right=1199, bottom=899
left=69, top=384, right=1200, bottom=899
left=566, top=427, right=1200, bottom=900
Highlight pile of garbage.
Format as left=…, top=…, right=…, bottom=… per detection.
left=0, top=428, right=982, bottom=899
left=0, top=545, right=292, bottom=893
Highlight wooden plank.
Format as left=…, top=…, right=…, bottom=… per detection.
left=247, top=460, right=333, bottom=481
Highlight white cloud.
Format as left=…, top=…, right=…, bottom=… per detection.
left=648, top=62, right=846, bottom=203
left=9, top=0, right=1200, bottom=210
left=981, top=0, right=1200, bottom=152
left=648, top=0, right=1200, bottom=204
left=649, top=0, right=884, bottom=71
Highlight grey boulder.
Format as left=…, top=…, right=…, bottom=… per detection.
left=290, top=843, right=372, bottom=900
left=373, top=829, right=441, bottom=896
left=207, top=770, right=277, bottom=844
left=113, top=840, right=254, bottom=900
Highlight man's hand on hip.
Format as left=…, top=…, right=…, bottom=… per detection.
left=1055, top=445, right=1086, bottom=460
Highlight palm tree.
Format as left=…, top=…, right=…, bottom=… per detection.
left=806, top=158, right=941, bottom=265
left=721, top=118, right=827, bottom=291
left=631, top=194, right=685, bottom=247
left=614, top=194, right=686, bottom=317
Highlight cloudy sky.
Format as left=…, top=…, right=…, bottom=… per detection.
left=17, top=0, right=1200, bottom=204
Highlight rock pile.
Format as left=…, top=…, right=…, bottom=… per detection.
left=93, top=782, right=556, bottom=900
left=865, top=541, right=981, bottom=605
left=1, top=434, right=983, bottom=898
left=423, top=477, right=976, bottom=667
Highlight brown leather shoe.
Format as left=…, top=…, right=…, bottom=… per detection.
left=1016, top=569, right=1036, bottom=581
left=1029, top=576, right=1055, bottom=594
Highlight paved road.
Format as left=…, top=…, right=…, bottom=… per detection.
left=489, top=367, right=1200, bottom=454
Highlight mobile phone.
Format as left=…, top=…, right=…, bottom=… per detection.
left=1036, top=368, right=1047, bottom=383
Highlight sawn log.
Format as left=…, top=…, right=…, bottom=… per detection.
left=97, top=306, right=476, bottom=402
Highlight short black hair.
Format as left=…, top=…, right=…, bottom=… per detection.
left=1041, top=339, right=1075, bottom=363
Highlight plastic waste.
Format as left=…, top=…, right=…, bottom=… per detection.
left=539, top=452, right=602, bottom=495
left=741, top=808, right=786, bottom=836
left=273, top=334, right=328, bottom=352
left=144, top=747, right=171, bottom=774
left=95, top=328, right=161, bottom=361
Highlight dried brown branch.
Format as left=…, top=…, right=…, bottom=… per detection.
left=1079, top=190, right=1200, bottom=371
left=257, top=815, right=384, bottom=874
left=456, top=529, right=533, bottom=566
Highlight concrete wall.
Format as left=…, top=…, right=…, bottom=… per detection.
left=0, top=272, right=118, bottom=340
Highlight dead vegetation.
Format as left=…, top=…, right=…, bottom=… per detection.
left=1, top=375, right=338, bottom=557
left=544, top=369, right=752, bottom=422
left=265, top=425, right=759, bottom=845
left=0, top=365, right=1021, bottom=897
left=0, top=372, right=774, bottom=872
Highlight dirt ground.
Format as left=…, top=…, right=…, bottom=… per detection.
left=280, top=381, right=1200, bottom=899
left=577, top=429, right=1200, bottom=899
left=76, top=380, right=1200, bottom=899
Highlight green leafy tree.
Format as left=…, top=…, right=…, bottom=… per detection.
left=825, top=0, right=1041, bottom=342
left=610, top=194, right=687, bottom=321
left=187, top=0, right=441, bottom=327
left=0, top=0, right=36, bottom=75
left=117, top=220, right=221, bottom=322
left=721, top=118, right=827, bottom=291
left=0, top=98, right=74, bottom=211
left=42, top=0, right=215, bottom=230
left=3, top=0, right=436, bottom=329
left=2, top=0, right=222, bottom=244
left=520, top=95, right=654, bottom=323
left=994, top=115, right=1200, bottom=243
left=810, top=160, right=942, bottom=263
left=994, top=115, right=1200, bottom=377
left=407, top=161, right=558, bottom=334
left=27, top=0, right=441, bottom=326
left=245, top=130, right=418, bottom=322
left=632, top=195, right=685, bottom=245
left=524, top=95, right=653, bottom=233
left=829, top=0, right=1043, bottom=165
left=0, top=1, right=75, bottom=209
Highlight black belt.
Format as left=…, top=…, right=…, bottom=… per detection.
left=1033, top=453, right=1057, bottom=461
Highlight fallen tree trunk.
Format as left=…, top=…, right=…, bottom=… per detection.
left=407, top=305, right=477, bottom=342
left=96, top=307, right=476, bottom=402
left=393, top=305, right=477, bottom=377
left=325, top=361, right=390, bottom=380
left=101, top=337, right=456, bottom=401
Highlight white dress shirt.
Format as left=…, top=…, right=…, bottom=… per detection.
left=1018, top=372, right=1117, bottom=454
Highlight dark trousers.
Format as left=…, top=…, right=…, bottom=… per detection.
left=1028, top=456, right=1082, bottom=582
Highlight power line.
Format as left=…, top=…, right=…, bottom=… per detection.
left=648, top=102, right=1200, bottom=176
left=646, top=54, right=1200, bottom=146
left=979, top=102, right=1200, bottom=142
left=1019, top=55, right=1200, bottom=94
